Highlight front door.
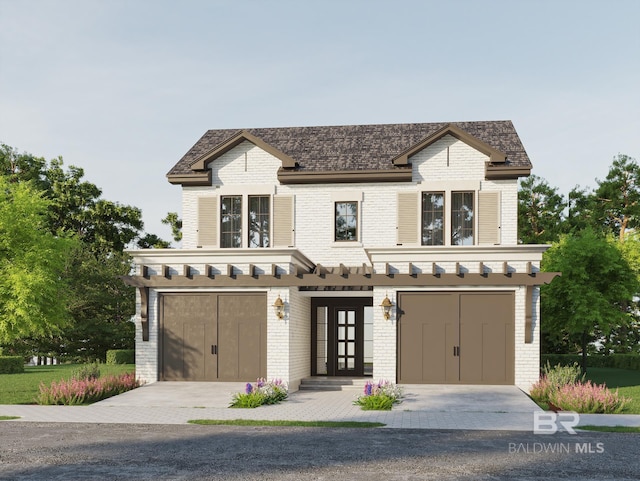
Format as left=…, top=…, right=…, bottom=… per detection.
left=312, top=298, right=372, bottom=377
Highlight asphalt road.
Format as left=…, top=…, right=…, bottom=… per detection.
left=0, top=423, right=638, bottom=480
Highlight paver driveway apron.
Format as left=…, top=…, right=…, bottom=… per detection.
left=1, top=383, right=552, bottom=430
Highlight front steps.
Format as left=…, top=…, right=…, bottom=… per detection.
left=298, top=376, right=371, bottom=391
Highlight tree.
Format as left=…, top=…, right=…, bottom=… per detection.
left=137, top=233, right=171, bottom=249
left=518, top=175, right=566, bottom=244
left=593, top=154, right=640, bottom=242
left=162, top=212, right=182, bottom=243
left=45, top=159, right=144, bottom=253
left=541, top=229, right=639, bottom=371
left=0, top=176, right=78, bottom=343
left=60, top=246, right=136, bottom=361
left=0, top=145, right=164, bottom=360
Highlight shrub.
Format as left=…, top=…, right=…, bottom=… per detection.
left=230, top=378, right=288, bottom=408
left=72, top=362, right=101, bottom=381
left=106, top=349, right=135, bottom=365
left=354, top=380, right=403, bottom=411
left=549, top=381, right=630, bottom=414
left=0, top=356, right=24, bottom=374
left=530, top=362, right=584, bottom=404
left=541, top=354, right=640, bottom=371
left=36, top=372, right=142, bottom=405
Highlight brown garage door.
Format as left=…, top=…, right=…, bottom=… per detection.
left=398, top=291, right=514, bottom=384
left=160, top=293, right=266, bottom=382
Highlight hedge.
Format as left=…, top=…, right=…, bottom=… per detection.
left=106, top=350, right=135, bottom=365
left=0, top=356, right=24, bottom=374
left=541, top=354, right=640, bottom=371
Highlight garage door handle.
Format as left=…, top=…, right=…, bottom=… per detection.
left=211, top=345, right=217, bottom=355
left=453, top=346, right=460, bottom=357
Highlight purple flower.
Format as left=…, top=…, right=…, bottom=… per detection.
left=364, top=382, right=372, bottom=396
left=245, top=383, right=253, bottom=394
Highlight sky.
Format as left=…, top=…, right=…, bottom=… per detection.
left=1, top=0, right=639, bottom=243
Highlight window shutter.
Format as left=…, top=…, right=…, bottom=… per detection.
left=478, top=191, right=501, bottom=245
left=273, top=195, right=294, bottom=247
left=197, top=196, right=218, bottom=247
left=397, top=192, right=418, bottom=245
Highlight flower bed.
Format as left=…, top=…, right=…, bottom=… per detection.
left=354, top=380, right=403, bottom=410
left=230, top=378, right=288, bottom=408
left=530, top=362, right=629, bottom=414
left=36, top=373, right=142, bottom=405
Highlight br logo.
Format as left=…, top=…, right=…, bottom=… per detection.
left=534, top=411, right=580, bottom=435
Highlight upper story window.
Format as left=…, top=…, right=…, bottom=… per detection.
left=220, top=195, right=272, bottom=248
left=451, top=191, right=474, bottom=245
left=419, top=190, right=476, bottom=246
left=248, top=195, right=270, bottom=248
left=196, top=189, right=293, bottom=249
left=421, top=192, right=444, bottom=246
left=221, top=195, right=242, bottom=248
left=335, top=201, right=358, bottom=241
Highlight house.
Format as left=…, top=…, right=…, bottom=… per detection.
left=123, top=120, right=558, bottom=392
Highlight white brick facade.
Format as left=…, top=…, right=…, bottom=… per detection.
left=129, top=127, right=549, bottom=393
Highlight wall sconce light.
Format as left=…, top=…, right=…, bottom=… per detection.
left=380, top=294, right=393, bottom=320
left=273, top=295, right=285, bottom=320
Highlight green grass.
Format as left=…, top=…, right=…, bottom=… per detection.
left=585, top=367, right=640, bottom=414
left=0, top=364, right=135, bottom=405
left=579, top=425, right=640, bottom=433
left=188, top=419, right=386, bottom=428
left=0, top=416, right=20, bottom=420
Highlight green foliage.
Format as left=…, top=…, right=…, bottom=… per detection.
left=544, top=361, right=585, bottom=386
left=188, top=420, right=386, bottom=428
left=0, top=177, right=78, bottom=344
left=106, top=350, right=135, bottom=365
left=518, top=175, right=566, bottom=244
left=548, top=381, right=629, bottom=414
left=71, top=362, right=101, bottom=381
left=161, top=212, right=182, bottom=243
left=0, top=356, right=24, bottom=374
left=541, top=229, right=639, bottom=367
left=542, top=354, right=640, bottom=371
left=530, top=362, right=584, bottom=404
left=354, top=380, right=403, bottom=411
left=593, top=154, right=640, bottom=242
left=230, top=379, right=288, bottom=408
left=36, top=372, right=141, bottom=405
left=586, top=367, right=640, bottom=413
left=0, top=363, right=134, bottom=404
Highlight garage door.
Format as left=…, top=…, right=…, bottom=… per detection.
left=160, top=293, right=267, bottom=381
left=398, top=291, right=514, bottom=384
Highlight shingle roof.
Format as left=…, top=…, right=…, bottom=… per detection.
left=167, top=120, right=531, bottom=177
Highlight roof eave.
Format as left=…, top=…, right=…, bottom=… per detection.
left=277, top=168, right=413, bottom=184
left=485, top=165, right=531, bottom=180
left=167, top=171, right=212, bottom=186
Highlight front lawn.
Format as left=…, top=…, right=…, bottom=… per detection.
left=0, top=364, right=135, bottom=405
left=585, top=367, right=640, bottom=414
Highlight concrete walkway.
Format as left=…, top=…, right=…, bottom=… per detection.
left=2, top=382, right=639, bottom=431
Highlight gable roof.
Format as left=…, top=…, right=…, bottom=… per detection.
left=167, top=120, right=531, bottom=185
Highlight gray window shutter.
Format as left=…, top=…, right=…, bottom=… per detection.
left=273, top=195, right=294, bottom=247
left=397, top=192, right=418, bottom=245
left=197, top=196, right=218, bottom=247
left=478, top=191, right=501, bottom=245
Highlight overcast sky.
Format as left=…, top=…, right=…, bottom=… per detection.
left=1, top=0, right=638, bottom=243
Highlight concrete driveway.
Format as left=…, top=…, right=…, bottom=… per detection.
left=3, top=381, right=640, bottom=429
left=95, top=381, right=540, bottom=413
